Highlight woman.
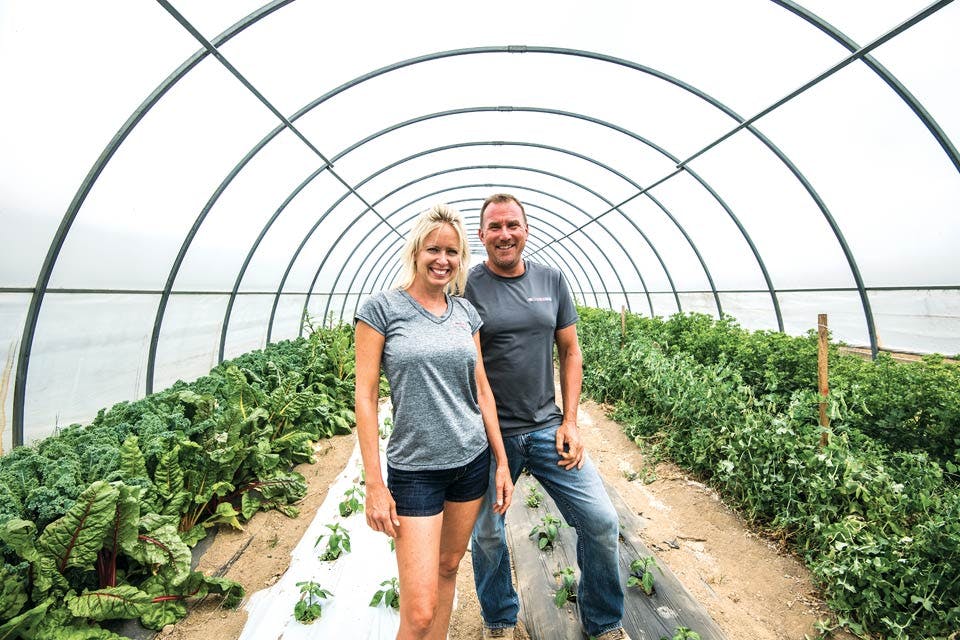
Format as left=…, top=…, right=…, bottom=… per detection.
left=355, top=204, right=513, bottom=640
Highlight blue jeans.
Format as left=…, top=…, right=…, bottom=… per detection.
left=471, top=424, right=624, bottom=637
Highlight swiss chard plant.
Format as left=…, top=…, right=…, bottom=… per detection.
left=0, top=324, right=357, bottom=637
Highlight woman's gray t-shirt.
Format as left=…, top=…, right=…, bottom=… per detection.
left=355, top=289, right=487, bottom=471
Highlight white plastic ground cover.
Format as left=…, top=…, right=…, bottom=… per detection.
left=240, top=403, right=404, bottom=639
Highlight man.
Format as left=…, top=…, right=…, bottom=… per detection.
left=465, top=194, right=629, bottom=640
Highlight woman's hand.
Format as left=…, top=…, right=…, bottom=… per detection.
left=365, top=483, right=400, bottom=537
left=491, top=463, right=513, bottom=515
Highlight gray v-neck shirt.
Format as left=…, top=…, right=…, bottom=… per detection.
left=356, top=289, right=487, bottom=470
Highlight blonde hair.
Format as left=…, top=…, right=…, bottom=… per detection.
left=395, top=204, right=470, bottom=295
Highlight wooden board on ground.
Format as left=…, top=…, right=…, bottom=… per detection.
left=505, top=474, right=727, bottom=640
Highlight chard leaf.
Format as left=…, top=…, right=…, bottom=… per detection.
left=255, top=470, right=308, bottom=503
left=31, top=556, right=70, bottom=599
left=179, top=524, right=207, bottom=547
left=126, top=515, right=191, bottom=584
left=102, top=483, right=141, bottom=567
left=119, top=436, right=148, bottom=480
left=240, top=491, right=263, bottom=520
left=203, top=502, right=242, bottom=530
left=0, top=562, right=29, bottom=620
left=0, top=599, right=51, bottom=640
left=65, top=585, right=152, bottom=621
left=0, top=519, right=39, bottom=562
left=139, top=598, right=187, bottom=631
left=153, top=446, right=183, bottom=499
left=38, top=481, right=118, bottom=573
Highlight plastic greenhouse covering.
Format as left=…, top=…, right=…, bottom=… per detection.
left=1, top=0, right=958, bottom=451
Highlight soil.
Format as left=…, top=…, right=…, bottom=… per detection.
left=159, top=400, right=854, bottom=640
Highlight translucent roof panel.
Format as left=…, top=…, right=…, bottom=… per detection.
left=1, top=0, right=957, bottom=445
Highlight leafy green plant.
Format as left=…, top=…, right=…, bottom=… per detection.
left=315, top=523, right=351, bottom=561
left=553, top=566, right=577, bottom=607
left=294, top=581, right=332, bottom=624
left=339, top=485, right=365, bottom=517
left=529, top=513, right=566, bottom=551
left=660, top=627, right=701, bottom=640
left=627, top=556, right=659, bottom=595
left=379, top=416, right=394, bottom=440
left=577, top=306, right=960, bottom=639
left=0, top=324, right=357, bottom=636
left=525, top=484, right=544, bottom=508
left=369, top=577, right=400, bottom=610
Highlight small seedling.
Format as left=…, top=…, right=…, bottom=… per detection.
left=294, top=581, right=332, bottom=624
left=370, top=577, right=400, bottom=610
left=379, top=416, right=394, bottom=439
left=388, top=537, right=395, bottom=552
left=525, top=484, right=544, bottom=508
left=659, top=627, right=701, bottom=640
left=315, top=523, right=351, bottom=561
left=529, top=513, right=565, bottom=550
left=627, top=556, right=659, bottom=595
left=553, top=566, right=577, bottom=608
left=339, top=485, right=365, bottom=517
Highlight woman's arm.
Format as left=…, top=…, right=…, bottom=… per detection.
left=355, top=321, right=399, bottom=537
left=474, top=333, right=514, bottom=514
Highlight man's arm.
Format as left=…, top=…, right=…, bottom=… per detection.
left=555, top=323, right=585, bottom=470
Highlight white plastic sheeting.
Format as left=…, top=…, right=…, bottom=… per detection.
left=241, top=404, right=407, bottom=640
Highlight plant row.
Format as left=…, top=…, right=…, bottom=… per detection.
left=0, top=324, right=356, bottom=639
left=577, top=308, right=959, bottom=639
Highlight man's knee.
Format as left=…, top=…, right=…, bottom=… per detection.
left=405, top=598, right=438, bottom=634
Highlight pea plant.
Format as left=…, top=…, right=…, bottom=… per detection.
left=315, top=523, right=351, bottom=561
left=525, top=483, right=545, bottom=508
left=529, top=513, right=566, bottom=550
left=370, top=577, right=400, bottom=610
left=627, top=556, right=660, bottom=596
left=294, top=581, right=333, bottom=624
left=339, top=485, right=365, bottom=517
left=553, top=566, right=577, bottom=608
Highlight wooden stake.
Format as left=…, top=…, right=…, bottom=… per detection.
left=818, top=313, right=830, bottom=446
left=620, top=305, right=626, bottom=347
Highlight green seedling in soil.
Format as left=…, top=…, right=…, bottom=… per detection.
left=660, top=627, right=701, bottom=640
left=294, top=581, right=333, bottom=624
left=553, top=566, right=577, bottom=608
left=529, top=513, right=566, bottom=550
left=339, top=485, right=365, bottom=517
left=315, top=523, right=351, bottom=561
left=379, top=416, right=394, bottom=439
left=525, top=483, right=545, bottom=508
left=370, top=577, right=400, bottom=610
left=627, top=555, right=660, bottom=595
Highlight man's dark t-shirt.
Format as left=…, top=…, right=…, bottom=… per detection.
left=464, top=261, right=578, bottom=436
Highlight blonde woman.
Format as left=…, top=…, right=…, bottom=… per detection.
left=354, top=204, right=513, bottom=639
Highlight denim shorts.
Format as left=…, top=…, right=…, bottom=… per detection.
left=387, top=447, right=490, bottom=517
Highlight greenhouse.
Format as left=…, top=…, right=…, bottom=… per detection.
left=1, top=1, right=958, bottom=639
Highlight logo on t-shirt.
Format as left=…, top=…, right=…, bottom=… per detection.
left=527, top=296, right=552, bottom=303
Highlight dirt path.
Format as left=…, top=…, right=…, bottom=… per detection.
left=162, top=399, right=850, bottom=640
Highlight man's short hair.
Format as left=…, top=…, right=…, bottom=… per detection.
left=480, top=193, right=527, bottom=227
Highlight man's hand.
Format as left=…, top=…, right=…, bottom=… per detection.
left=555, top=420, right=585, bottom=470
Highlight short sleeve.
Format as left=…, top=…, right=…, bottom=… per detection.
left=556, top=271, right=579, bottom=329
left=455, top=296, right=484, bottom=334
left=355, top=292, right=389, bottom=335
